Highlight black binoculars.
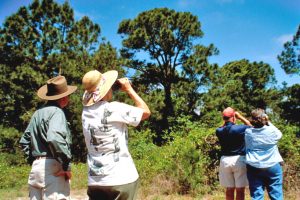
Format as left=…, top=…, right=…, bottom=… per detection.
left=112, top=81, right=121, bottom=91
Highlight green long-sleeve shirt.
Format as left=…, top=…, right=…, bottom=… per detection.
left=20, top=103, right=72, bottom=171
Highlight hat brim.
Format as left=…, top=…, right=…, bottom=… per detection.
left=82, top=70, right=118, bottom=106
left=37, top=85, right=77, bottom=100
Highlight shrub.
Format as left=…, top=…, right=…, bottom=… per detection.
left=0, top=125, right=21, bottom=153
left=129, top=116, right=220, bottom=197
left=276, top=123, right=300, bottom=191
left=0, top=153, right=30, bottom=190
left=0, top=125, right=27, bottom=166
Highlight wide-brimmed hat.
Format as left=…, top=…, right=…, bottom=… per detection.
left=37, top=75, right=77, bottom=100
left=82, top=70, right=118, bottom=106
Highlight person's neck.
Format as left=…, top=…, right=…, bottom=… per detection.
left=47, top=101, right=62, bottom=108
left=225, top=121, right=235, bottom=125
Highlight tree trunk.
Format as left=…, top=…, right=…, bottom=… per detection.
left=162, top=83, right=174, bottom=130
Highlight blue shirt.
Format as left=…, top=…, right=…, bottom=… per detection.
left=245, top=122, right=283, bottom=168
left=216, top=122, right=250, bottom=156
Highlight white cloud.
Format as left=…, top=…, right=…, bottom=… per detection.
left=276, top=34, right=293, bottom=45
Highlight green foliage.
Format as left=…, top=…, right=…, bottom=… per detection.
left=276, top=123, right=300, bottom=191
left=278, top=84, right=300, bottom=125
left=278, top=24, right=300, bottom=75
left=0, top=2, right=299, bottom=197
left=0, top=153, right=30, bottom=190
left=0, top=0, right=99, bottom=130
left=201, top=59, right=277, bottom=123
left=118, top=8, right=218, bottom=133
left=0, top=156, right=87, bottom=197
left=1, top=122, right=300, bottom=197
left=0, top=125, right=20, bottom=153
left=70, top=162, right=88, bottom=190
left=0, top=125, right=27, bottom=166
left=0, top=0, right=125, bottom=161
left=130, top=119, right=300, bottom=196
left=130, top=116, right=220, bottom=196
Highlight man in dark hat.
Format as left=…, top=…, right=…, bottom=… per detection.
left=216, top=107, right=252, bottom=200
left=20, top=75, right=77, bottom=200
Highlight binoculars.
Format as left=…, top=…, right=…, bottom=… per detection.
left=112, top=81, right=121, bottom=91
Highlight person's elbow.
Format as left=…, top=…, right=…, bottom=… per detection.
left=141, top=109, right=151, bottom=121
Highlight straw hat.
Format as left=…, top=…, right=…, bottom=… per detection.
left=82, top=70, right=118, bottom=106
left=37, top=75, right=77, bottom=100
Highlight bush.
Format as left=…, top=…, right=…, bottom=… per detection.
left=0, top=125, right=27, bottom=166
left=130, top=117, right=300, bottom=197
left=276, top=123, right=300, bottom=191
left=0, top=153, right=30, bottom=190
left=1, top=116, right=299, bottom=198
left=0, top=125, right=21, bottom=153
left=129, top=116, right=220, bottom=197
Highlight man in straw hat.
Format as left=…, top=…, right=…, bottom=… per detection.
left=20, top=75, right=77, bottom=200
left=81, top=70, right=151, bottom=200
left=216, top=107, right=252, bottom=200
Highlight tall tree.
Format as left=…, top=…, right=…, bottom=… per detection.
left=202, top=59, right=277, bottom=119
left=278, top=25, right=300, bottom=76
left=0, top=0, right=101, bottom=130
left=0, top=0, right=125, bottom=161
left=118, top=8, right=218, bottom=132
left=279, top=84, right=300, bottom=125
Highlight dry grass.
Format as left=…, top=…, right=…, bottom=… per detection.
left=3, top=172, right=300, bottom=200
left=5, top=188, right=300, bottom=200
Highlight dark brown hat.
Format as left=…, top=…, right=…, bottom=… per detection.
left=37, top=76, right=77, bottom=100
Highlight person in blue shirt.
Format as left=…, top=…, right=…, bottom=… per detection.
left=245, top=108, right=284, bottom=200
left=216, top=107, right=252, bottom=200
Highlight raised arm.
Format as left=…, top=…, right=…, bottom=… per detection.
left=118, top=78, right=151, bottom=120
left=235, top=112, right=252, bottom=126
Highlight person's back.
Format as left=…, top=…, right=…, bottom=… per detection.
left=82, top=101, right=142, bottom=186
left=20, top=75, right=77, bottom=200
left=245, top=108, right=283, bottom=200
left=81, top=70, right=150, bottom=200
left=25, top=104, right=70, bottom=159
left=216, top=122, right=249, bottom=156
left=216, top=107, right=251, bottom=200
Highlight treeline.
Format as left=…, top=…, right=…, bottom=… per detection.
left=0, top=0, right=299, bottom=184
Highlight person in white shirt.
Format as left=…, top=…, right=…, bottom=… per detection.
left=81, top=70, right=151, bottom=200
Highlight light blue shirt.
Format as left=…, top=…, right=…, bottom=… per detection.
left=245, top=122, right=283, bottom=168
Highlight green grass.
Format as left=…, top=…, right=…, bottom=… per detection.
left=70, top=162, right=88, bottom=190
left=0, top=161, right=88, bottom=199
left=0, top=161, right=299, bottom=200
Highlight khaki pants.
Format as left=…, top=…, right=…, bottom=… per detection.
left=87, top=179, right=139, bottom=200
left=219, top=155, right=248, bottom=188
left=28, top=159, right=71, bottom=200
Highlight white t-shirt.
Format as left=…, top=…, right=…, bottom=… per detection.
left=82, top=101, right=143, bottom=186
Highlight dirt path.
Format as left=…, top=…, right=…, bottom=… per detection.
left=13, top=189, right=300, bottom=200
left=70, top=189, right=88, bottom=200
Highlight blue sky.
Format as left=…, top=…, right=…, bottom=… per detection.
left=1, top=0, right=299, bottom=86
